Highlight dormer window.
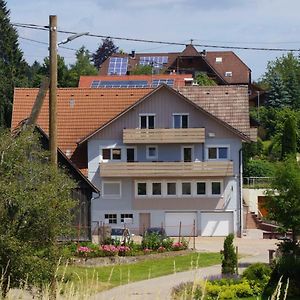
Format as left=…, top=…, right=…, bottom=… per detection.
left=140, top=114, right=155, bottom=129
left=215, top=57, right=222, bottom=63
left=173, top=114, right=189, bottom=128
left=225, top=71, right=232, bottom=77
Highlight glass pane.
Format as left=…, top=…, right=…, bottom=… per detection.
left=152, top=183, right=161, bottom=195
left=148, top=147, right=157, bottom=158
left=167, top=183, right=176, bottom=195
left=219, top=147, right=228, bottom=159
left=197, top=182, right=206, bottom=195
left=138, top=183, right=147, bottom=195
left=182, top=182, right=191, bottom=195
left=208, top=148, right=217, bottom=159
left=140, top=116, right=147, bottom=129
left=127, top=148, right=135, bottom=162
left=212, top=182, right=221, bottom=195
left=184, top=148, right=192, bottom=162
left=174, top=115, right=181, bottom=128
left=182, top=115, right=188, bottom=128
left=102, top=149, right=111, bottom=159
left=112, top=148, right=121, bottom=160
left=148, top=116, right=155, bottom=129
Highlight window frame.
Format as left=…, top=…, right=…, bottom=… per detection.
left=172, top=113, right=189, bottom=129
left=136, top=181, right=148, bottom=197
left=211, top=181, right=222, bottom=196
left=120, top=213, right=134, bottom=224
left=181, top=145, right=194, bottom=162
left=104, top=213, right=117, bottom=224
left=166, top=182, right=177, bottom=196
left=102, top=181, right=122, bottom=198
left=206, top=145, right=230, bottom=160
left=181, top=182, right=192, bottom=196
left=139, top=113, right=156, bottom=129
left=151, top=182, right=162, bottom=196
left=101, top=147, right=123, bottom=162
left=146, top=145, right=158, bottom=160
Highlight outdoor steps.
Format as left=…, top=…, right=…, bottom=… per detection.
left=246, top=212, right=259, bottom=229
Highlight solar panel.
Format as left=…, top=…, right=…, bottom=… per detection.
left=151, top=79, right=174, bottom=87
left=90, top=80, right=149, bottom=88
left=108, top=57, right=128, bottom=75
left=139, top=56, right=168, bottom=68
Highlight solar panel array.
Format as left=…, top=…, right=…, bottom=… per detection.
left=108, top=57, right=128, bottom=75
left=139, top=56, right=168, bottom=68
left=90, top=78, right=175, bottom=88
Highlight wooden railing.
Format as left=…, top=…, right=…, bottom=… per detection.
left=123, top=128, right=205, bottom=144
left=100, top=161, right=234, bottom=177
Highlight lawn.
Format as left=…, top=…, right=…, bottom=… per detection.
left=61, top=252, right=220, bottom=294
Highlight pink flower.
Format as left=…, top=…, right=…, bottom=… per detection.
left=78, top=246, right=91, bottom=253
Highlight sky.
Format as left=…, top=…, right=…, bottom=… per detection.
left=8, top=0, right=300, bottom=81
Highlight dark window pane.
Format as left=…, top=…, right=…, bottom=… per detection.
left=174, top=115, right=181, bottom=128
left=138, top=183, right=147, bottom=195
left=152, top=183, right=161, bottom=195
left=112, top=148, right=121, bottom=160
left=182, top=182, right=191, bottom=195
left=140, top=116, right=147, bottom=129
left=102, top=149, right=111, bottom=159
left=184, top=147, right=192, bottom=162
left=148, top=147, right=157, bottom=158
left=127, top=148, right=135, bottom=162
left=219, top=147, right=228, bottom=159
left=167, top=183, right=176, bottom=195
left=182, top=115, right=188, bottom=128
left=148, top=116, right=155, bottom=129
left=208, top=148, right=217, bottom=159
left=212, top=182, right=221, bottom=195
left=197, top=182, right=206, bottom=195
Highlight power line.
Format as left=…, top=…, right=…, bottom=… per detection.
left=12, top=22, right=300, bottom=52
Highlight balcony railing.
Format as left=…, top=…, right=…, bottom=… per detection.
left=100, top=161, right=234, bottom=177
left=123, top=128, right=205, bottom=144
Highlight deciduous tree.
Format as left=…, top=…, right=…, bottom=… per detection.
left=92, top=38, right=118, bottom=69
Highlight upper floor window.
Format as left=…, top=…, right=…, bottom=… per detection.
left=102, top=148, right=122, bottom=161
left=102, top=181, right=121, bottom=197
left=211, top=182, right=221, bottom=195
left=146, top=145, right=158, bottom=160
left=140, top=114, right=155, bottom=129
left=207, top=146, right=229, bottom=160
left=173, top=114, right=189, bottom=128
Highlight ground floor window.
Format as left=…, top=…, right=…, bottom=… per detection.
left=104, top=213, right=117, bottom=224
left=121, top=213, right=133, bottom=223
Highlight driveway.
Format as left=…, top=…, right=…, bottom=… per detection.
left=92, top=234, right=278, bottom=300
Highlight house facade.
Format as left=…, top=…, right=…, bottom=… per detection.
left=82, top=85, right=251, bottom=237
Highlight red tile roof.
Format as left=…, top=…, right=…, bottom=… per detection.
left=78, top=74, right=192, bottom=88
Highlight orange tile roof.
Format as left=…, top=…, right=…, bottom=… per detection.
left=78, top=74, right=192, bottom=88
left=12, top=88, right=152, bottom=158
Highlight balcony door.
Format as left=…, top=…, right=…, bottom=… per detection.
left=126, top=148, right=136, bottom=162
left=182, top=146, right=193, bottom=162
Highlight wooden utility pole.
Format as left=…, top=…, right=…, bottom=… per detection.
left=49, top=15, right=57, bottom=166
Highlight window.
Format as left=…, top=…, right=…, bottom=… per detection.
left=102, top=182, right=121, bottom=197
left=104, top=214, right=117, bottom=224
left=140, top=114, right=155, bottom=129
left=152, top=183, right=162, bottom=195
left=146, top=145, right=158, bottom=160
left=215, top=57, right=223, bottom=63
left=173, top=114, right=189, bottom=128
left=197, top=182, right=206, bottom=195
left=211, top=182, right=221, bottom=195
left=182, top=182, right=191, bottom=195
left=207, top=147, right=229, bottom=160
left=137, top=182, right=147, bottom=195
left=182, top=147, right=193, bottom=162
left=126, top=148, right=136, bottom=162
left=101, top=148, right=122, bottom=160
left=121, top=213, right=133, bottom=223
left=225, top=71, right=232, bottom=77
left=167, top=182, right=176, bottom=195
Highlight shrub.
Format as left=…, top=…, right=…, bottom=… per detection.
left=242, top=263, right=271, bottom=285
left=141, top=233, right=162, bottom=250
left=243, top=159, right=276, bottom=177
left=161, top=237, right=174, bottom=250
left=220, top=234, right=237, bottom=275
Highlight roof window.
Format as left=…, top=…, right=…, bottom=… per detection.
left=215, top=57, right=222, bottom=63
left=225, top=71, right=232, bottom=77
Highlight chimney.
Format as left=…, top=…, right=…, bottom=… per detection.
left=201, top=49, right=206, bottom=57
left=131, top=50, right=135, bottom=59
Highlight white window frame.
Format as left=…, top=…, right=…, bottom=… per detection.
left=210, top=181, right=223, bottom=196
left=104, top=213, right=117, bottom=224
left=181, top=181, right=192, bottom=197
left=194, top=181, right=207, bottom=196
left=165, top=181, right=177, bottom=197
left=181, top=145, right=194, bottom=162
left=139, top=113, right=156, bottom=129
left=102, top=181, right=122, bottom=198
left=136, top=181, right=148, bottom=197
left=146, top=145, right=158, bottom=160
left=172, top=113, right=189, bottom=128
left=206, top=145, right=230, bottom=160
left=100, top=146, right=123, bottom=162
left=151, top=182, right=162, bottom=196
left=120, top=213, right=134, bottom=224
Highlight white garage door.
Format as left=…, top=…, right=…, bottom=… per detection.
left=165, top=212, right=197, bottom=236
left=201, top=212, right=233, bottom=236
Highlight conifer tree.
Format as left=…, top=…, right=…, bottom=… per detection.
left=281, top=115, right=297, bottom=159
left=0, top=0, right=29, bottom=127
left=92, top=38, right=118, bottom=69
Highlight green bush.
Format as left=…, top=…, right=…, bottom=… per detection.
left=242, top=263, right=271, bottom=283
left=221, top=234, right=237, bottom=275
left=243, top=159, right=276, bottom=177
left=141, top=233, right=163, bottom=250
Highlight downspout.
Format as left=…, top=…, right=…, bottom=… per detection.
left=89, top=192, right=101, bottom=240
left=238, top=148, right=243, bottom=237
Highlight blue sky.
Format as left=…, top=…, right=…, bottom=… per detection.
left=8, top=0, right=300, bottom=80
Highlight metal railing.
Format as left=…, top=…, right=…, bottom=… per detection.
left=243, top=177, right=273, bottom=188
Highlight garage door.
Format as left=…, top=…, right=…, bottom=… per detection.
left=165, top=212, right=197, bottom=236
left=201, top=212, right=233, bottom=236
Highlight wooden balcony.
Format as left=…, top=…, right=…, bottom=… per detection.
left=123, top=128, right=205, bottom=144
left=100, top=161, right=234, bottom=177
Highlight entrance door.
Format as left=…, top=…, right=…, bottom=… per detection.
left=127, top=148, right=135, bottom=162
left=139, top=213, right=150, bottom=235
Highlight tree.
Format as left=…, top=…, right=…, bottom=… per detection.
left=266, top=157, right=300, bottom=243
left=281, top=116, right=297, bottom=159
left=68, top=46, right=98, bottom=86
left=131, top=64, right=153, bottom=75
left=0, top=0, right=29, bottom=127
left=195, top=72, right=217, bottom=86
left=92, top=38, right=118, bottom=69
left=0, top=129, right=76, bottom=296
left=220, top=233, right=237, bottom=275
